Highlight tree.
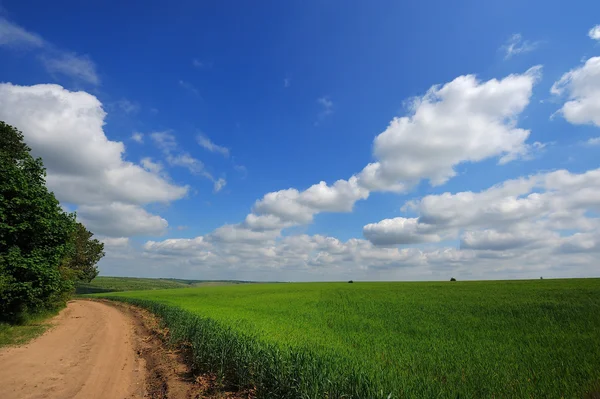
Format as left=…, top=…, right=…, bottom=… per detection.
left=450, top=277, right=457, bottom=281
left=62, top=222, right=104, bottom=283
left=0, top=121, right=76, bottom=321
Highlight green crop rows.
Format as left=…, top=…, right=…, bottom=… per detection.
left=94, top=279, right=600, bottom=398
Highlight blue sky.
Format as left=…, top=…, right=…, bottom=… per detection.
left=1, top=0, right=600, bottom=281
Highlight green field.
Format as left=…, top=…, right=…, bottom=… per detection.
left=75, top=276, right=249, bottom=294
left=95, top=279, right=600, bottom=398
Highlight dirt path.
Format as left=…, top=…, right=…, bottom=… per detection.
left=0, top=300, right=251, bottom=399
left=0, top=300, right=145, bottom=399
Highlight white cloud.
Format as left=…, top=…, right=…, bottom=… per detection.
left=197, top=135, right=230, bottom=157
left=0, top=17, right=99, bottom=85
left=78, top=203, right=168, bottom=237
left=586, top=137, right=600, bottom=146
left=131, top=132, right=144, bottom=143
left=589, top=25, right=600, bottom=41
left=252, top=176, right=369, bottom=226
left=0, top=17, right=44, bottom=48
left=357, top=66, right=542, bottom=191
left=150, top=131, right=227, bottom=188
left=207, top=224, right=279, bottom=244
left=460, top=227, right=557, bottom=251
left=501, top=33, right=539, bottom=59
left=41, top=53, right=99, bottom=85
left=150, top=131, right=177, bottom=151
left=128, top=166, right=600, bottom=280
left=551, top=57, right=600, bottom=126
left=167, top=153, right=206, bottom=175
left=150, top=131, right=206, bottom=175
left=116, top=99, right=140, bottom=114
left=0, top=83, right=188, bottom=206
left=104, top=67, right=559, bottom=280
left=364, top=218, right=444, bottom=246
left=179, top=80, right=199, bottom=95
left=144, top=236, right=211, bottom=256
left=363, top=168, right=600, bottom=249
left=242, top=214, right=294, bottom=231
left=131, top=224, right=599, bottom=281
left=214, top=67, right=542, bottom=249
left=99, top=237, right=130, bottom=249
left=140, top=157, right=164, bottom=175
left=213, top=178, right=226, bottom=193
left=0, top=83, right=188, bottom=241
left=316, top=96, right=334, bottom=121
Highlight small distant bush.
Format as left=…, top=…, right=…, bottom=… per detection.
left=348, top=280, right=354, bottom=283
left=450, top=277, right=457, bottom=282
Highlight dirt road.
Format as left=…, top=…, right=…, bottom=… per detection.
left=0, top=300, right=145, bottom=399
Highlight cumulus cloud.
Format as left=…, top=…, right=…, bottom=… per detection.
left=0, top=83, right=188, bottom=206
left=363, top=168, right=600, bottom=252
left=99, top=237, right=130, bottom=249
left=197, top=135, right=230, bottom=157
left=589, top=25, right=600, bottom=41
left=131, top=166, right=600, bottom=280
left=82, top=204, right=167, bottom=238
left=363, top=218, right=444, bottom=246
left=77, top=203, right=169, bottom=237
left=501, top=33, right=539, bottom=59
left=100, top=67, right=554, bottom=280
left=0, top=83, right=187, bottom=239
left=358, top=66, right=542, bottom=191
left=460, top=228, right=557, bottom=251
left=140, top=157, right=164, bottom=176
left=199, top=67, right=543, bottom=251
left=133, top=224, right=598, bottom=281
left=551, top=57, right=600, bottom=126
left=252, top=177, right=370, bottom=226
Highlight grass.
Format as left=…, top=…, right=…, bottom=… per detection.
left=94, top=279, right=600, bottom=398
left=0, top=309, right=60, bottom=348
left=75, top=276, right=249, bottom=294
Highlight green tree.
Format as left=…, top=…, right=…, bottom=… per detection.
left=62, top=222, right=104, bottom=283
left=0, top=121, right=76, bottom=322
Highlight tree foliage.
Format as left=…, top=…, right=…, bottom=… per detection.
left=62, top=222, right=104, bottom=283
left=0, top=121, right=103, bottom=322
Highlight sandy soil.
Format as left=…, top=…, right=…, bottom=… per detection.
left=0, top=300, right=145, bottom=399
left=0, top=300, right=252, bottom=399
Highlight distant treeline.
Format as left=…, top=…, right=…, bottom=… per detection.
left=75, top=276, right=255, bottom=294
left=0, top=122, right=105, bottom=323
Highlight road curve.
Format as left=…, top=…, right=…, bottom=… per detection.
left=0, top=300, right=145, bottom=399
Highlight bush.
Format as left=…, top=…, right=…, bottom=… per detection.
left=450, top=277, right=457, bottom=282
